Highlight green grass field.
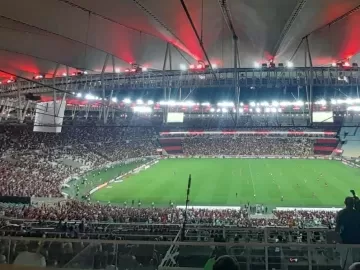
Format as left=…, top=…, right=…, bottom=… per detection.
left=90, top=159, right=360, bottom=208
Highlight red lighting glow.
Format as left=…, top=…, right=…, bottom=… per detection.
left=197, top=64, right=203, bottom=69
left=344, top=62, right=350, bottom=67
left=189, top=64, right=195, bottom=69
left=131, top=68, right=136, bottom=72
left=125, top=68, right=130, bottom=72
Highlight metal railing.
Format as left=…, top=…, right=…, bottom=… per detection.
left=0, top=233, right=358, bottom=270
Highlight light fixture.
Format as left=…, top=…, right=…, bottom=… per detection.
left=254, top=62, right=260, bottom=68
left=115, top=68, right=121, bottom=73
left=180, top=64, right=187, bottom=71
left=123, top=98, right=131, bottom=104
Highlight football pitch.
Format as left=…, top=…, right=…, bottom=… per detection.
left=91, top=159, right=360, bottom=208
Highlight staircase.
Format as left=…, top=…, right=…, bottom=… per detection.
left=158, top=138, right=183, bottom=155
left=340, top=125, right=360, bottom=158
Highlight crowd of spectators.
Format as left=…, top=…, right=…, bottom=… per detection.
left=0, top=200, right=336, bottom=228
left=0, top=126, right=158, bottom=197
left=0, top=125, right=338, bottom=231
left=183, top=137, right=313, bottom=156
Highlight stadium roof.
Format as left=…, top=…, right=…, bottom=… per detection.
left=0, top=0, right=360, bottom=80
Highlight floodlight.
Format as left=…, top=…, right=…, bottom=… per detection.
left=168, top=100, right=176, bottom=106
left=76, top=93, right=82, bottom=98
left=84, top=71, right=88, bottom=75
left=111, top=97, right=118, bottom=103
left=123, top=98, right=131, bottom=104
left=255, top=107, right=261, bottom=113
left=344, top=61, right=350, bottom=67
left=210, top=108, right=215, bottom=112
left=287, top=61, right=294, bottom=68
left=331, top=62, right=337, bottom=67
left=62, top=72, right=67, bottom=76
left=180, top=64, right=187, bottom=71
left=133, top=106, right=152, bottom=113
left=115, top=68, right=121, bottom=73
left=212, top=63, right=218, bottom=69
left=189, top=64, right=195, bottom=69
left=142, top=67, right=148, bottom=72
left=197, top=64, right=203, bottom=69
left=85, top=94, right=96, bottom=100
left=254, top=62, right=260, bottom=68
left=250, top=101, right=256, bottom=107
left=147, top=100, right=154, bottom=105
left=136, top=99, right=144, bottom=105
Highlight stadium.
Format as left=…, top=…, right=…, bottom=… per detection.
left=1, top=1, right=360, bottom=269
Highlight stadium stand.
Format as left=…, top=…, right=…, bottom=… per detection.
left=313, top=138, right=339, bottom=155
left=158, top=138, right=184, bottom=154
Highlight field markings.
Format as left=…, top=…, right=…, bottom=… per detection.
left=247, top=161, right=257, bottom=196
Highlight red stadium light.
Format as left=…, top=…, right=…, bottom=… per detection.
left=344, top=61, right=350, bottom=67
left=189, top=64, right=195, bottom=69
left=197, top=64, right=203, bottom=69
left=125, top=68, right=130, bottom=72
left=131, top=68, right=136, bottom=72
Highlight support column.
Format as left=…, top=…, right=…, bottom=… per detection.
left=17, top=82, right=22, bottom=123
left=264, top=228, right=268, bottom=270
left=104, top=55, right=116, bottom=123
left=101, top=54, right=109, bottom=123
left=53, top=64, right=60, bottom=126
left=162, top=44, right=170, bottom=124
left=306, top=37, right=313, bottom=125
left=21, top=100, right=30, bottom=122
left=168, top=44, right=172, bottom=70
left=233, top=36, right=240, bottom=127
left=0, top=98, right=9, bottom=122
